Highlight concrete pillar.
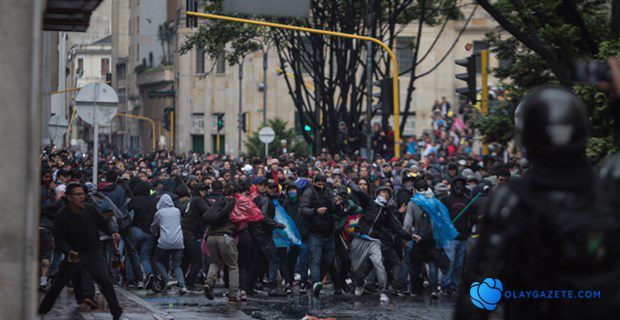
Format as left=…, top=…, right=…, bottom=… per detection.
left=0, top=0, right=43, bottom=319
left=42, top=32, right=53, bottom=148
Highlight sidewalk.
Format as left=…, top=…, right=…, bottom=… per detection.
left=42, top=287, right=167, bottom=320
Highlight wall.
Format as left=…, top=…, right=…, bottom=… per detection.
left=1, top=0, right=42, bottom=318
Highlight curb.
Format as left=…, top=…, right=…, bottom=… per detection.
left=115, top=288, right=168, bottom=320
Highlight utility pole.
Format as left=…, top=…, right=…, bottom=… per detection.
left=238, top=60, right=244, bottom=152
left=262, top=50, right=267, bottom=126
left=481, top=49, right=489, bottom=155
left=365, top=0, right=373, bottom=160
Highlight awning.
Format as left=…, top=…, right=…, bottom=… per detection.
left=43, top=0, right=104, bottom=32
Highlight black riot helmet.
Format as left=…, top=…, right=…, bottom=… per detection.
left=517, top=85, right=589, bottom=160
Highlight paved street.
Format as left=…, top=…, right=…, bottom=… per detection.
left=41, top=282, right=507, bottom=320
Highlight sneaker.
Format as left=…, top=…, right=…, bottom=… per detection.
left=312, top=282, right=323, bottom=296
left=364, top=284, right=378, bottom=294
left=379, top=293, right=390, bottom=303
left=240, top=290, right=248, bottom=301
left=203, top=284, right=214, bottom=300
left=136, top=281, right=144, bottom=289
left=179, top=286, right=188, bottom=295
left=285, top=285, right=292, bottom=295
left=354, top=287, right=364, bottom=296
left=268, top=288, right=287, bottom=297
left=82, top=298, right=99, bottom=310
left=229, top=294, right=240, bottom=303
left=342, top=284, right=352, bottom=293
left=164, top=281, right=174, bottom=291
left=144, top=274, right=155, bottom=290
left=431, top=291, right=439, bottom=299
left=299, top=283, right=307, bottom=294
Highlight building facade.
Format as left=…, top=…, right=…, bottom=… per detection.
left=103, top=1, right=504, bottom=155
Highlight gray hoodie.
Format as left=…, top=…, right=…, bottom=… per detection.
left=151, top=194, right=184, bottom=249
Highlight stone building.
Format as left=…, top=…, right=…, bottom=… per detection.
left=114, top=1, right=504, bottom=155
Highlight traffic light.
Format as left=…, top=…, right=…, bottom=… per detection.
left=303, top=124, right=311, bottom=132
left=186, top=0, right=198, bottom=28
left=455, top=55, right=477, bottom=103
left=372, top=78, right=393, bottom=117
left=216, top=112, right=224, bottom=132
left=239, top=112, right=247, bottom=132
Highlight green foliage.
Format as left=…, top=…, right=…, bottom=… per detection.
left=179, top=0, right=264, bottom=71
left=479, top=0, right=617, bottom=162
left=134, top=64, right=147, bottom=74
left=243, top=118, right=310, bottom=158
left=180, top=0, right=462, bottom=154
left=470, top=100, right=515, bottom=146
left=573, top=39, right=620, bottom=162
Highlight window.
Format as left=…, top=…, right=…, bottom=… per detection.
left=473, top=41, right=489, bottom=74
left=136, top=16, right=140, bottom=34
left=119, top=117, right=125, bottom=131
left=216, top=51, right=226, bottom=74
left=137, top=44, right=140, bottom=61
left=118, top=88, right=126, bottom=104
left=117, top=63, right=126, bottom=87
left=101, top=58, right=110, bottom=77
left=196, top=47, right=205, bottom=74
left=396, top=36, right=414, bottom=74
left=149, top=52, right=153, bottom=67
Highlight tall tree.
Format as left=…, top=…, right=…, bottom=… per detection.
left=181, top=0, right=467, bottom=154
left=158, top=22, right=174, bottom=65
left=472, top=0, right=619, bottom=162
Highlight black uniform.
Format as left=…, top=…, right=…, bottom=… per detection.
left=455, top=86, right=620, bottom=319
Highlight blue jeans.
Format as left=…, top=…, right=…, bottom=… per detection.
left=428, top=262, right=438, bottom=291
left=155, top=248, right=185, bottom=287
left=307, top=233, right=335, bottom=284
left=248, top=235, right=278, bottom=288
left=129, top=227, right=154, bottom=276
left=295, top=244, right=310, bottom=284
left=440, top=240, right=467, bottom=289
left=399, top=241, right=414, bottom=288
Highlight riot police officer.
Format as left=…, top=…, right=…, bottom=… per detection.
left=454, top=85, right=620, bottom=320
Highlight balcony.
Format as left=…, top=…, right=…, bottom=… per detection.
left=137, top=65, right=175, bottom=98
left=43, top=0, right=104, bottom=32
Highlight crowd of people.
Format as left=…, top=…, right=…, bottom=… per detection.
left=36, top=99, right=523, bottom=319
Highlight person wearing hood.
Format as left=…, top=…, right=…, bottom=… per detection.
left=329, top=185, right=362, bottom=295
left=396, top=171, right=417, bottom=219
left=439, top=175, right=470, bottom=295
left=348, top=181, right=411, bottom=303
left=299, top=174, right=337, bottom=296
left=174, top=184, right=191, bottom=214
left=403, top=177, right=458, bottom=299
left=281, top=182, right=308, bottom=292
left=151, top=194, right=186, bottom=294
left=127, top=177, right=157, bottom=290
left=444, top=162, right=459, bottom=184
left=248, top=178, right=287, bottom=296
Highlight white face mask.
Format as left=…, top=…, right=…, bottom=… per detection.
left=375, top=195, right=388, bottom=205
